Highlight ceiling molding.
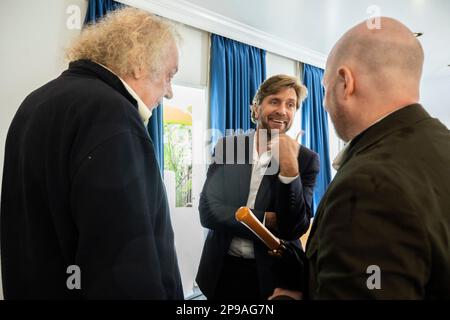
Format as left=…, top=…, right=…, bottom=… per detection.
left=118, top=0, right=326, bottom=68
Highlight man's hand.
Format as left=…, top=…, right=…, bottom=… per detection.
left=272, top=134, right=300, bottom=177
left=264, top=211, right=279, bottom=233
left=271, top=240, right=307, bottom=293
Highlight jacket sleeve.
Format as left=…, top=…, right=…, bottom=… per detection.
left=275, top=151, right=320, bottom=240
left=198, top=141, right=265, bottom=240
left=70, top=131, right=181, bottom=299
left=311, top=169, right=429, bottom=299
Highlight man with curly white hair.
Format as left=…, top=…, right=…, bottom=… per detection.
left=1, top=7, right=183, bottom=299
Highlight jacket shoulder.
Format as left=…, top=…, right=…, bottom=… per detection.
left=299, top=145, right=318, bottom=160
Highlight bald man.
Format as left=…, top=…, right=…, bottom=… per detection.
left=272, top=17, right=450, bottom=299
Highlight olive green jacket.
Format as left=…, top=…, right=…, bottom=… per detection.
left=307, top=104, right=450, bottom=299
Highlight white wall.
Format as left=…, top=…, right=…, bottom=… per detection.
left=266, top=52, right=297, bottom=78
left=175, top=24, right=209, bottom=88
left=421, top=77, right=450, bottom=129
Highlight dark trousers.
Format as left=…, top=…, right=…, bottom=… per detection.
left=210, top=254, right=262, bottom=300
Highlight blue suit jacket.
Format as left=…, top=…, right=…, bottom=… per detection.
left=196, top=131, right=319, bottom=298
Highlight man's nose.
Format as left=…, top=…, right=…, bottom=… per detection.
left=164, top=84, right=173, bottom=99
left=276, top=103, right=288, bottom=115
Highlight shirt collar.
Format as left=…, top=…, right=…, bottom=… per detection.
left=97, top=63, right=152, bottom=126
left=332, top=142, right=350, bottom=171
left=253, top=132, right=259, bottom=162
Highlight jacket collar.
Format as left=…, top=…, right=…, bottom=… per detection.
left=63, top=59, right=138, bottom=110
left=339, top=103, right=430, bottom=169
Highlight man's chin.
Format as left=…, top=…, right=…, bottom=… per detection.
left=269, top=125, right=290, bottom=135
left=262, top=128, right=287, bottom=138
left=258, top=123, right=290, bottom=136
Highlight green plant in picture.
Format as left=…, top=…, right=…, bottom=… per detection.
left=164, top=122, right=192, bottom=207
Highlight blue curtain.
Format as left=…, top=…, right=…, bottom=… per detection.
left=84, top=0, right=164, bottom=173
left=147, top=106, right=164, bottom=174
left=209, top=34, right=266, bottom=147
left=301, top=64, right=332, bottom=215
left=84, top=0, right=124, bottom=25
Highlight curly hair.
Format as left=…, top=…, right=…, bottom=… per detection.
left=66, top=7, right=179, bottom=79
left=251, top=74, right=308, bottom=123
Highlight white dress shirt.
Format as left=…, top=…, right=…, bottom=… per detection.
left=119, top=79, right=152, bottom=126
left=228, top=133, right=298, bottom=259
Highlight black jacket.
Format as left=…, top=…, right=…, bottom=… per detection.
left=0, top=60, right=183, bottom=299
left=307, top=104, right=450, bottom=299
left=196, top=132, right=319, bottom=298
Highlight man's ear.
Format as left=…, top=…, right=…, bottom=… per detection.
left=133, top=67, right=143, bottom=80
left=337, top=66, right=355, bottom=99
left=252, top=104, right=259, bottom=120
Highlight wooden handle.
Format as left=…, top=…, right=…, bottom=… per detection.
left=235, top=207, right=281, bottom=251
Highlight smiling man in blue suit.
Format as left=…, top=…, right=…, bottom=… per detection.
left=196, top=74, right=319, bottom=300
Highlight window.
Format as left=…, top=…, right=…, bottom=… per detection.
left=163, top=84, right=207, bottom=298
left=163, top=103, right=193, bottom=207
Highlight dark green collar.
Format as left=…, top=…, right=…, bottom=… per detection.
left=340, top=104, right=430, bottom=169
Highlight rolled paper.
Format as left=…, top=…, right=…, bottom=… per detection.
left=235, top=206, right=281, bottom=251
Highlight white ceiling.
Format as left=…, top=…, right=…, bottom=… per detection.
left=179, top=0, right=450, bottom=80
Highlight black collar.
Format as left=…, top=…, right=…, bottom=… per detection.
left=63, top=59, right=138, bottom=109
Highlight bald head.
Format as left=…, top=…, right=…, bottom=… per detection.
left=329, top=17, right=424, bottom=93
left=323, top=17, right=425, bottom=142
